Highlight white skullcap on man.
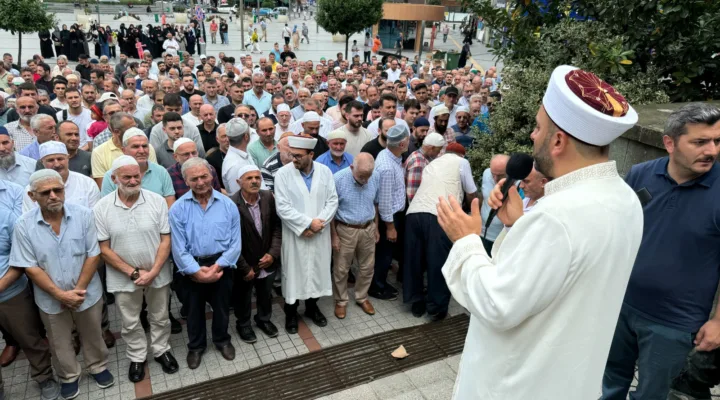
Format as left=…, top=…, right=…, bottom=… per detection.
left=122, top=128, right=146, bottom=144
left=303, top=112, right=321, bottom=123
left=455, top=106, right=470, bottom=115
left=542, top=65, right=638, bottom=146
left=29, top=169, right=63, bottom=186
left=423, top=132, right=446, bottom=148
left=173, top=138, right=194, bottom=152
left=434, top=105, right=450, bottom=116
left=39, top=141, right=68, bottom=159
left=326, top=130, right=346, bottom=141
left=276, top=103, right=291, bottom=113
left=236, top=164, right=260, bottom=180
left=111, top=155, right=139, bottom=173
left=288, top=136, right=317, bottom=150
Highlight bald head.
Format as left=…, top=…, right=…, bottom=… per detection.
left=489, top=154, right=510, bottom=183
left=351, top=153, right=375, bottom=184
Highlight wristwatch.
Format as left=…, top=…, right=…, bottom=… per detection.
left=130, top=268, right=140, bottom=281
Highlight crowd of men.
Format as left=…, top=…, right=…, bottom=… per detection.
left=0, top=45, right=504, bottom=400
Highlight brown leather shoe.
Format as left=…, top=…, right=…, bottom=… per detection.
left=0, top=345, right=19, bottom=367
left=102, top=329, right=116, bottom=349
left=217, top=343, right=235, bottom=361
left=334, top=304, right=346, bottom=319
left=357, top=300, right=375, bottom=316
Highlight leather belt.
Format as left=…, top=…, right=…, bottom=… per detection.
left=336, top=220, right=373, bottom=229
left=193, top=253, right=222, bottom=266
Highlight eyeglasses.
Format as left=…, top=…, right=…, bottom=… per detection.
left=290, top=152, right=308, bottom=160
left=237, top=113, right=251, bottom=118
left=36, top=187, right=64, bottom=196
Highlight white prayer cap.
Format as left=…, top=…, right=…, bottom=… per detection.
left=39, top=141, right=68, bottom=159
left=542, top=65, right=637, bottom=146
left=28, top=169, right=63, bottom=187
left=434, top=105, right=450, bottom=116
left=455, top=106, right=470, bottom=115
left=386, top=124, right=409, bottom=146
left=327, top=130, right=346, bottom=142
left=111, top=155, right=139, bottom=173
left=237, top=164, right=260, bottom=180
left=226, top=118, right=249, bottom=138
left=122, top=128, right=146, bottom=145
left=173, top=138, right=194, bottom=152
left=333, top=66, right=341, bottom=71
left=423, top=132, right=446, bottom=148
left=288, top=136, right=317, bottom=150
left=98, top=92, right=118, bottom=103
left=303, top=112, right=321, bottom=122
left=276, top=103, right=291, bottom=113
left=200, top=54, right=207, bottom=59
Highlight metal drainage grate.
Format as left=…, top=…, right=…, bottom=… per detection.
left=143, top=314, right=470, bottom=400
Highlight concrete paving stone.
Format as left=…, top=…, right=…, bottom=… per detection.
left=208, top=368, right=224, bottom=379
left=417, top=378, right=455, bottom=400
left=247, top=358, right=263, bottom=368
left=445, top=355, right=461, bottom=373
left=259, top=355, right=275, bottom=365
left=329, top=384, right=380, bottom=400
left=102, top=385, right=120, bottom=396
left=118, top=382, right=135, bottom=393
left=404, top=361, right=456, bottom=388
left=120, top=391, right=136, bottom=400
left=369, top=372, right=417, bottom=398
left=387, top=389, right=427, bottom=400
left=164, top=378, right=181, bottom=390
left=87, top=389, right=105, bottom=400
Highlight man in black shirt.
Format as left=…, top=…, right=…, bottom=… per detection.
left=205, top=123, right=229, bottom=189
left=280, top=44, right=296, bottom=62
left=362, top=101, right=381, bottom=129
left=4, top=83, right=58, bottom=123
left=197, top=104, right=220, bottom=151
left=75, top=54, right=93, bottom=81
left=217, top=83, right=245, bottom=124
left=219, top=21, right=229, bottom=45
left=35, top=121, right=92, bottom=177
left=179, top=74, right=204, bottom=101
left=360, top=117, right=393, bottom=159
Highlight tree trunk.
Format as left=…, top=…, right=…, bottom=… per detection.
left=17, top=32, right=22, bottom=69
left=345, top=35, right=348, bottom=63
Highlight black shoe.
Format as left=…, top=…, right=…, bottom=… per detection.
left=237, top=326, right=257, bottom=344
left=387, top=285, right=399, bottom=295
left=128, top=361, right=145, bottom=382
left=169, top=312, right=182, bottom=334
left=140, top=310, right=149, bottom=332
left=368, top=288, right=398, bottom=301
left=106, top=293, right=115, bottom=305
left=255, top=320, right=279, bottom=338
left=186, top=349, right=204, bottom=369
left=348, top=271, right=356, bottom=284
left=285, top=313, right=298, bottom=334
left=217, top=343, right=235, bottom=361
left=411, top=301, right=426, bottom=318
left=429, top=311, right=448, bottom=322
left=305, top=309, right=327, bottom=327
left=154, top=352, right=179, bottom=374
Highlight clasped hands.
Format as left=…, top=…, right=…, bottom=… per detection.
left=302, top=218, right=325, bottom=238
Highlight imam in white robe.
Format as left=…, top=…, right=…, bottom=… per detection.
left=442, top=161, right=643, bottom=400
left=274, top=161, right=338, bottom=304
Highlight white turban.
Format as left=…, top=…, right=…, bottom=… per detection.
left=288, top=136, right=317, bottom=150
left=276, top=103, right=291, bottom=113
left=327, top=130, right=346, bottom=141
left=39, top=141, right=68, bottom=159
left=423, top=132, right=446, bottom=147
left=302, top=112, right=321, bottom=122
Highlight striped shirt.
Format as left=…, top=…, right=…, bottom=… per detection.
left=260, top=152, right=283, bottom=192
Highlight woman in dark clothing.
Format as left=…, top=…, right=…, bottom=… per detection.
left=80, top=26, right=91, bottom=57
left=52, top=26, right=63, bottom=57
left=141, top=25, right=154, bottom=58
left=153, top=26, right=164, bottom=58
left=185, top=27, right=196, bottom=56
left=97, top=27, right=109, bottom=58
left=458, top=42, right=471, bottom=69
left=39, top=30, right=55, bottom=59
left=66, top=26, right=78, bottom=61
left=118, top=24, right=128, bottom=56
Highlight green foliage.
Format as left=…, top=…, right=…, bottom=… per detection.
left=0, top=0, right=56, bottom=63
left=261, top=0, right=274, bottom=8
left=315, top=0, right=383, bottom=60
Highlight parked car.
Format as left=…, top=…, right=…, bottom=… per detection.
left=258, top=7, right=275, bottom=16
left=216, top=5, right=237, bottom=13
left=273, top=6, right=288, bottom=15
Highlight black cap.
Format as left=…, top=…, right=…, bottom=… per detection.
left=445, top=86, right=459, bottom=96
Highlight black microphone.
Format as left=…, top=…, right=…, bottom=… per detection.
left=483, top=153, right=534, bottom=238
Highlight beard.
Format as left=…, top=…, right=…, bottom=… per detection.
left=20, top=114, right=32, bottom=124
left=46, top=202, right=63, bottom=213
left=533, top=135, right=554, bottom=179
left=330, top=150, right=344, bottom=158
left=0, top=153, right=15, bottom=170
left=118, top=184, right=141, bottom=197
left=434, top=124, right=447, bottom=134
left=349, top=119, right=361, bottom=129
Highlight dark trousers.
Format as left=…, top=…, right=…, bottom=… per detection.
left=601, top=304, right=695, bottom=400
left=233, top=272, right=274, bottom=328
left=372, top=210, right=405, bottom=292
left=403, top=213, right=452, bottom=314
left=182, top=269, right=233, bottom=351
left=668, top=349, right=719, bottom=400
left=284, top=298, right=319, bottom=316
left=364, top=51, right=371, bottom=64
left=284, top=37, right=290, bottom=45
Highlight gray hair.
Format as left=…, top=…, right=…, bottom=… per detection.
left=181, top=157, right=212, bottom=180
left=30, top=114, right=54, bottom=131
left=664, top=103, right=720, bottom=140
left=57, top=55, right=68, bottom=63
left=37, top=89, right=49, bottom=98
left=29, top=169, right=63, bottom=192
left=109, top=112, right=133, bottom=131
left=216, top=123, right=226, bottom=138
left=297, top=88, right=311, bottom=97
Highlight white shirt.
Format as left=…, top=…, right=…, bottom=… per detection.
left=57, top=108, right=92, bottom=147
left=386, top=68, right=401, bottom=83
left=182, top=112, right=202, bottom=127
left=162, top=39, right=180, bottom=56
left=442, top=161, right=643, bottom=400
left=50, top=98, right=68, bottom=110
left=339, top=125, right=373, bottom=157
left=366, top=117, right=409, bottom=138
left=93, top=189, right=172, bottom=293
left=222, top=146, right=255, bottom=195
left=289, top=116, right=334, bottom=139
left=22, top=171, right=99, bottom=212
left=137, top=95, right=155, bottom=112
left=275, top=123, right=291, bottom=140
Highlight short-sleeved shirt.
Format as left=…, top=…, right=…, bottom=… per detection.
left=242, top=90, right=272, bottom=115
left=375, top=149, right=406, bottom=222
left=5, top=121, right=36, bottom=151
left=0, top=179, right=24, bottom=217
left=248, top=140, right=278, bottom=167
left=100, top=162, right=175, bottom=198
left=624, top=157, right=720, bottom=332
left=0, top=153, right=37, bottom=187
left=94, top=189, right=172, bottom=293
left=202, top=94, right=231, bottom=113
left=22, top=171, right=100, bottom=212
left=154, top=140, right=176, bottom=169
left=91, top=138, right=158, bottom=179
left=10, top=204, right=103, bottom=314
left=0, top=209, right=28, bottom=303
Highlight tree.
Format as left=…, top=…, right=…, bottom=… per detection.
left=316, top=0, right=383, bottom=61
left=0, top=0, right=56, bottom=64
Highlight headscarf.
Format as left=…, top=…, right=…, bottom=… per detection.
left=293, top=25, right=297, bottom=33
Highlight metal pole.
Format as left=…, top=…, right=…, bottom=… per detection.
left=240, top=0, right=245, bottom=48
left=96, top=0, right=101, bottom=25
left=418, top=20, right=424, bottom=63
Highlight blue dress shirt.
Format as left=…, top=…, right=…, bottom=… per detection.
left=169, top=189, right=241, bottom=275
left=334, top=168, right=379, bottom=225
left=0, top=179, right=24, bottom=218
left=242, top=90, right=272, bottom=115
left=300, top=166, right=315, bottom=192
left=18, top=140, right=40, bottom=160
left=374, top=149, right=406, bottom=222
left=315, top=151, right=353, bottom=174
left=0, top=209, right=28, bottom=303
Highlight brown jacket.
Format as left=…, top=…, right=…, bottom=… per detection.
left=230, top=190, right=282, bottom=276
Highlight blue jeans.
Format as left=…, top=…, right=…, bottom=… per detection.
left=222, top=32, right=228, bottom=45
left=601, top=304, right=696, bottom=400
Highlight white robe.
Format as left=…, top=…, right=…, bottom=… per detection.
left=442, top=161, right=643, bottom=400
left=274, top=162, right=338, bottom=304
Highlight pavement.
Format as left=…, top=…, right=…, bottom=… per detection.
left=0, top=9, right=501, bottom=72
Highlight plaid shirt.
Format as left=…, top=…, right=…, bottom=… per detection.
left=5, top=121, right=35, bottom=152
left=167, top=161, right=221, bottom=198
left=404, top=149, right=430, bottom=202
left=93, top=127, right=113, bottom=148
left=375, top=149, right=406, bottom=223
